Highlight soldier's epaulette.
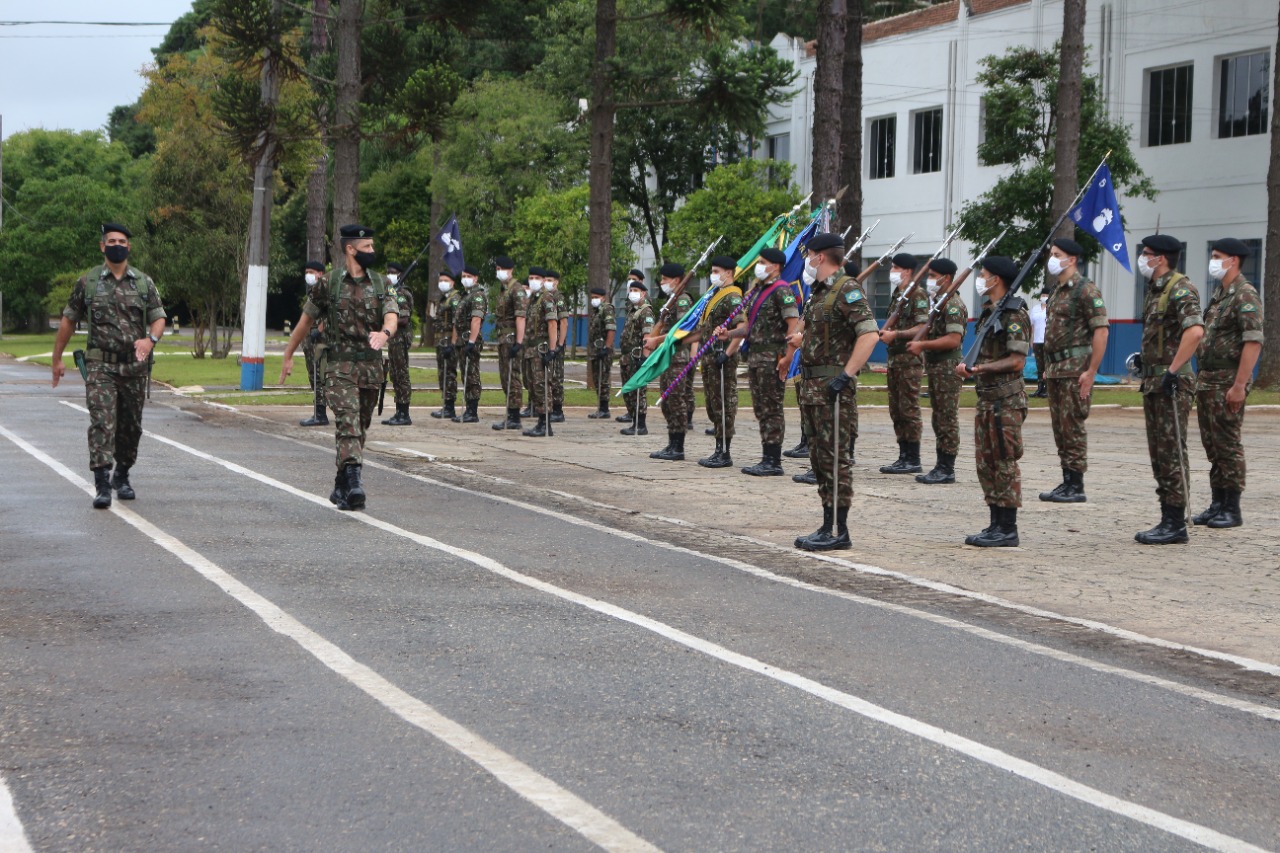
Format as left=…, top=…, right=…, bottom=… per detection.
left=1000, top=296, right=1026, bottom=312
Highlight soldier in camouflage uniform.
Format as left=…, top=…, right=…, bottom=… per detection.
left=521, top=272, right=560, bottom=437
left=299, top=260, right=329, bottom=426
left=490, top=256, right=527, bottom=431
left=686, top=255, right=745, bottom=468
left=647, top=264, right=694, bottom=460
left=281, top=224, right=398, bottom=511
left=878, top=253, right=930, bottom=474
left=545, top=270, right=570, bottom=423
left=52, top=223, right=167, bottom=509
left=431, top=270, right=462, bottom=419
left=1191, top=237, right=1264, bottom=529
left=619, top=279, right=654, bottom=436
left=1133, top=234, right=1204, bottom=545
left=955, top=255, right=1031, bottom=547
left=718, top=247, right=799, bottom=476
left=452, top=265, right=487, bottom=423
left=1037, top=238, right=1109, bottom=503
left=521, top=268, right=546, bottom=417
left=381, top=262, right=415, bottom=426
left=787, top=233, right=879, bottom=551
left=586, top=284, right=616, bottom=419
left=905, top=257, right=966, bottom=485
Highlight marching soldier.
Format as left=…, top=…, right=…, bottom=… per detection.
left=1192, top=238, right=1263, bottom=529
left=52, top=223, right=167, bottom=509
left=431, top=269, right=462, bottom=419
left=521, top=268, right=559, bottom=436
left=648, top=263, right=694, bottom=460
left=619, top=278, right=654, bottom=435
left=545, top=270, right=569, bottom=423
left=686, top=255, right=744, bottom=467
left=586, top=285, right=616, bottom=419
left=905, top=257, right=966, bottom=485
left=1134, top=234, right=1204, bottom=545
left=955, top=256, right=1031, bottom=547
left=299, top=260, right=330, bottom=426
left=878, top=253, right=929, bottom=474
left=786, top=233, right=879, bottom=551
left=381, top=261, right=415, bottom=426
left=280, top=224, right=398, bottom=510
left=452, top=264, right=486, bottom=423
left=1037, top=238, right=1108, bottom=503
left=491, top=255, right=527, bottom=430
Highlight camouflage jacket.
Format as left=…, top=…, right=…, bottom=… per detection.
left=973, top=298, right=1031, bottom=401
left=64, top=265, right=167, bottom=377
left=454, top=284, right=488, bottom=344
left=1197, top=276, right=1264, bottom=382
left=620, top=301, right=654, bottom=359
left=523, top=291, right=558, bottom=356
left=1140, top=271, right=1203, bottom=390
left=303, top=268, right=396, bottom=378
left=886, top=281, right=930, bottom=358
left=587, top=299, right=616, bottom=347
left=800, top=273, right=878, bottom=369
left=1043, top=272, right=1108, bottom=379
left=924, top=291, right=967, bottom=365
left=662, top=292, right=694, bottom=365
left=493, top=280, right=529, bottom=334
left=744, top=280, right=800, bottom=364
left=390, top=282, right=414, bottom=340
left=437, top=289, right=463, bottom=347
left=699, top=286, right=745, bottom=351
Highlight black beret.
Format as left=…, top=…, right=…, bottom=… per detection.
left=628, top=268, right=645, bottom=280
left=386, top=262, right=404, bottom=273
left=527, top=266, right=545, bottom=278
left=1140, top=234, right=1181, bottom=255
left=463, top=264, right=479, bottom=276
left=628, top=280, right=648, bottom=293
left=891, top=252, right=919, bottom=270
left=805, top=233, right=844, bottom=254
left=660, top=262, right=685, bottom=278
left=843, top=261, right=862, bottom=278
left=758, top=248, right=786, bottom=266
left=304, top=260, right=326, bottom=272
left=928, top=257, right=958, bottom=276
left=544, top=270, right=560, bottom=280
left=710, top=255, right=737, bottom=271
left=338, top=223, right=374, bottom=239
left=438, top=269, right=457, bottom=281
left=101, top=222, right=132, bottom=239
left=1211, top=238, right=1251, bottom=259
left=590, top=286, right=607, bottom=295
left=1052, top=238, right=1084, bottom=258
left=981, top=255, right=1019, bottom=285
left=494, top=255, right=514, bottom=269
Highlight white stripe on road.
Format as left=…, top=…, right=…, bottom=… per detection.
left=0, top=776, right=34, bottom=853
left=0, top=423, right=660, bottom=853
left=35, top=420, right=1265, bottom=853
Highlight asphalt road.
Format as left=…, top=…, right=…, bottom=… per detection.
left=2, top=360, right=1278, bottom=852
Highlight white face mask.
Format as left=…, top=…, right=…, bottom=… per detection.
left=628, top=290, right=645, bottom=304
left=529, top=280, right=543, bottom=293
left=462, top=277, right=477, bottom=289
left=754, top=263, right=768, bottom=280
left=926, top=278, right=940, bottom=298
left=387, top=273, right=399, bottom=285
left=889, top=271, right=904, bottom=287
left=544, top=279, right=557, bottom=291
left=709, top=272, right=723, bottom=287
left=438, top=280, right=452, bottom=292
left=803, top=260, right=819, bottom=282
left=496, top=269, right=511, bottom=282
left=1207, top=258, right=1228, bottom=280
left=590, top=297, right=602, bottom=308
left=1137, top=255, right=1155, bottom=279
left=1046, top=256, right=1066, bottom=276
left=304, top=273, right=318, bottom=286
left=975, top=277, right=991, bottom=296
left=660, top=283, right=673, bottom=295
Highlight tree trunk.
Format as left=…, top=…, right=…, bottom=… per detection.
left=424, top=141, right=445, bottom=347
left=836, top=0, right=863, bottom=248
left=1048, top=0, right=1085, bottom=239
left=587, top=0, right=617, bottom=291
left=810, top=0, right=847, bottom=207
left=1257, top=1, right=1280, bottom=388
left=306, top=0, right=331, bottom=265
left=332, top=0, right=362, bottom=255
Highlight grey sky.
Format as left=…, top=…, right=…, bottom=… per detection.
left=0, top=0, right=194, bottom=141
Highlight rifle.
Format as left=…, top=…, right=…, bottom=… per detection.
left=883, top=222, right=963, bottom=332
left=841, top=219, right=881, bottom=267
left=854, top=232, right=914, bottom=285
left=910, top=228, right=1006, bottom=343
left=377, top=352, right=389, bottom=416
left=962, top=153, right=1111, bottom=370
left=652, top=234, right=723, bottom=337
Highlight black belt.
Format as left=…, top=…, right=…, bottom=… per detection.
left=1046, top=345, right=1092, bottom=363
left=1199, top=357, right=1236, bottom=371
left=85, top=347, right=133, bottom=365
left=975, top=376, right=1024, bottom=401
left=328, top=348, right=379, bottom=362
left=799, top=364, right=844, bottom=380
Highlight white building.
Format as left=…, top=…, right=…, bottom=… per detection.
left=762, top=0, right=1275, bottom=373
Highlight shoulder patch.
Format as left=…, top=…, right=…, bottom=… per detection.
left=947, top=306, right=962, bottom=315
left=845, top=290, right=863, bottom=304
left=1173, top=288, right=1189, bottom=299
left=781, top=293, right=796, bottom=305
left=1092, top=298, right=1104, bottom=307
left=915, top=300, right=928, bottom=309
left=1007, top=322, right=1022, bottom=333
left=729, top=295, right=741, bottom=306
left=1240, top=304, right=1258, bottom=312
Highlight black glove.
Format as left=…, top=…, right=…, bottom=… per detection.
left=541, top=350, right=555, bottom=366
left=555, top=346, right=566, bottom=360
left=510, top=341, right=522, bottom=357
left=308, top=329, right=321, bottom=343
left=714, top=350, right=729, bottom=366
left=827, top=372, right=853, bottom=401
left=596, top=346, right=610, bottom=359
left=1161, top=370, right=1179, bottom=398
left=441, top=343, right=455, bottom=357
left=465, top=340, right=477, bottom=356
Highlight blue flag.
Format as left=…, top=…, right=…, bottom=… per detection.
left=1070, top=165, right=1130, bottom=272
left=436, top=214, right=465, bottom=276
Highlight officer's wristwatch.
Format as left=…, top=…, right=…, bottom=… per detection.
left=381, top=328, right=392, bottom=337
left=148, top=333, right=160, bottom=344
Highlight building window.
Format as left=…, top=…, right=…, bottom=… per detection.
left=766, top=133, right=790, bottom=162
left=1146, top=64, right=1193, bottom=146
left=1218, top=51, right=1270, bottom=138
left=869, top=116, right=895, bottom=180
left=912, top=108, right=943, bottom=174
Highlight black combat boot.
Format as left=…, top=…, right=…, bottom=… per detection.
left=792, top=468, right=817, bottom=484
left=431, top=398, right=456, bottom=419
left=549, top=406, right=565, bottom=424
left=966, top=506, right=1020, bottom=547
left=697, top=439, right=724, bottom=468
left=616, top=411, right=633, bottom=423
left=300, top=403, right=328, bottom=426
left=687, top=407, right=694, bottom=431
left=742, top=442, right=784, bottom=476
left=1192, top=488, right=1225, bottom=525
left=1060, top=469, right=1086, bottom=502
left=454, top=400, right=479, bottom=423
left=783, top=435, right=810, bottom=459
left=831, top=505, right=852, bottom=549
left=588, top=399, right=610, bottom=419
left=92, top=467, right=112, bottom=509
left=111, top=465, right=136, bottom=500
left=704, top=426, right=716, bottom=436
left=1039, top=469, right=1071, bottom=502
left=520, top=403, right=533, bottom=418
left=915, top=452, right=956, bottom=485
left=492, top=408, right=517, bottom=430
left=1135, top=503, right=1188, bottom=545
left=879, top=441, right=909, bottom=474
left=649, top=432, right=683, bottom=461
left=620, top=412, right=647, bottom=436
left=382, top=403, right=412, bottom=426
left=522, top=414, right=548, bottom=437
left=329, top=468, right=349, bottom=510
left=794, top=505, right=833, bottom=549
left=796, top=506, right=850, bottom=551
left=341, top=463, right=365, bottom=510
left=849, top=435, right=857, bottom=465
left=1207, top=490, right=1243, bottom=529
left=902, top=441, right=923, bottom=473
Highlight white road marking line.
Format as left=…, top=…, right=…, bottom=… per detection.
left=43, top=423, right=1267, bottom=853
left=0, top=776, right=34, bottom=853
left=0, top=424, right=660, bottom=853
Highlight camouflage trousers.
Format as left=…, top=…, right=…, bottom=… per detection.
left=387, top=332, right=413, bottom=407
left=1143, top=380, right=1194, bottom=507
left=887, top=354, right=924, bottom=443
left=701, top=353, right=739, bottom=441
left=589, top=354, right=613, bottom=404
left=748, top=354, right=786, bottom=445
left=659, top=357, right=693, bottom=435
left=301, top=336, right=326, bottom=406
left=495, top=334, right=520, bottom=408
left=1033, top=343, right=1046, bottom=382
left=458, top=345, right=482, bottom=405
left=1197, top=374, right=1248, bottom=492
left=798, top=379, right=858, bottom=508
left=551, top=350, right=565, bottom=409
left=522, top=354, right=534, bottom=406
left=925, top=361, right=962, bottom=456
left=1046, top=377, right=1092, bottom=473
left=974, top=393, right=1027, bottom=508
left=435, top=346, right=458, bottom=402
left=325, top=362, right=379, bottom=469
left=620, top=356, right=648, bottom=419
left=524, top=352, right=550, bottom=415
left=85, top=362, right=147, bottom=470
